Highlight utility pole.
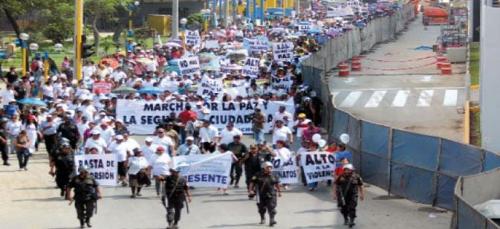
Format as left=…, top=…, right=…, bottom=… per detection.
left=172, top=0, right=179, bottom=39
left=74, top=0, right=84, bottom=81
left=223, top=0, right=229, bottom=27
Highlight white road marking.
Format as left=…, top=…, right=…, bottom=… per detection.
left=417, top=90, right=434, bottom=107
left=421, top=75, right=432, bottom=82
left=443, top=89, right=458, bottom=106
left=391, top=90, right=410, bottom=107
left=332, top=91, right=340, bottom=100
left=339, top=91, right=362, bottom=107
left=365, top=90, right=387, bottom=108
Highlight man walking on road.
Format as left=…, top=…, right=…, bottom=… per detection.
left=49, top=142, right=75, bottom=197
left=66, top=166, right=102, bottom=228
left=333, top=164, right=364, bottom=228
left=162, top=166, right=192, bottom=229
left=249, top=161, right=281, bottom=227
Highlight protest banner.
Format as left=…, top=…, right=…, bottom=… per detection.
left=271, top=75, right=293, bottom=92
left=185, top=30, right=201, bottom=47
left=272, top=42, right=294, bottom=62
left=177, top=56, right=200, bottom=76
left=197, top=76, right=224, bottom=98
left=204, top=40, right=220, bottom=49
left=300, top=151, right=336, bottom=184
left=242, top=57, right=260, bottom=78
left=173, top=153, right=233, bottom=188
left=297, top=21, right=311, bottom=32
left=117, top=100, right=295, bottom=134
left=92, top=81, right=112, bottom=94
left=243, top=38, right=269, bottom=53
left=74, top=154, right=118, bottom=186
left=272, top=156, right=299, bottom=184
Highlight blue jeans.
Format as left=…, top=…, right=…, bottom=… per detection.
left=16, top=149, right=30, bottom=169
left=308, top=182, right=318, bottom=189
left=253, top=129, right=264, bottom=144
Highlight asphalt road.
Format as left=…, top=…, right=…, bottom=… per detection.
left=0, top=135, right=451, bottom=229
left=329, top=15, right=466, bottom=142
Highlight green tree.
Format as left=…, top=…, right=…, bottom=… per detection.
left=40, top=1, right=74, bottom=43
left=0, top=0, right=46, bottom=38
left=85, top=0, right=132, bottom=54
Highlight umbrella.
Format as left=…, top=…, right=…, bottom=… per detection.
left=165, top=42, right=182, bottom=48
left=17, top=98, right=47, bottom=107
left=138, top=86, right=164, bottom=94
left=100, top=58, right=120, bottom=69
left=112, top=86, right=136, bottom=94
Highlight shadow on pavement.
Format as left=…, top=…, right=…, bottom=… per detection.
left=207, top=223, right=260, bottom=228
left=203, top=198, right=250, bottom=203
left=291, top=225, right=336, bottom=229
left=13, top=196, right=64, bottom=202
left=294, top=208, right=336, bottom=214
left=372, top=195, right=405, bottom=200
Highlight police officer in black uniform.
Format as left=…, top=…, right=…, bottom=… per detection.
left=333, top=164, right=364, bottom=228
left=66, top=166, right=101, bottom=228
left=162, top=166, right=192, bottom=229
left=248, top=161, right=281, bottom=227
left=49, top=142, right=75, bottom=197
left=241, top=144, right=263, bottom=196
left=57, top=115, right=80, bottom=150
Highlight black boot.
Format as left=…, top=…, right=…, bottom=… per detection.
left=348, top=217, right=355, bottom=228
left=86, top=218, right=92, bottom=228
left=79, top=219, right=85, bottom=228
left=260, top=214, right=265, bottom=224
left=269, top=216, right=277, bottom=227
left=343, top=215, right=349, bottom=225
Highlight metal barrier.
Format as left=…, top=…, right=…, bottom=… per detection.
left=300, top=3, right=500, bottom=229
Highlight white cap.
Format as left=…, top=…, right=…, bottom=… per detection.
left=262, top=161, right=273, bottom=168
left=186, top=136, right=194, bottom=141
left=115, top=135, right=124, bottom=140
left=91, top=129, right=101, bottom=135
left=145, top=137, right=153, bottom=142
left=318, top=139, right=327, bottom=148
left=343, top=164, right=354, bottom=170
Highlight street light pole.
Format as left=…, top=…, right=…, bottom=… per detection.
left=19, top=33, right=29, bottom=77
left=172, top=0, right=179, bottom=39
left=74, top=0, right=84, bottom=81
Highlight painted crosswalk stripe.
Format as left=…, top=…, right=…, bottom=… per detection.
left=365, top=90, right=387, bottom=108
left=391, top=90, right=410, bottom=107
left=417, top=90, right=434, bottom=107
left=339, top=91, right=362, bottom=107
left=443, top=89, right=458, bottom=106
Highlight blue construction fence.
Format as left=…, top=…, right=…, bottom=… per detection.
left=301, top=62, right=500, bottom=212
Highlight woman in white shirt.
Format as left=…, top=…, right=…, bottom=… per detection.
left=272, top=140, right=293, bottom=190
left=128, top=148, right=150, bottom=198
left=23, top=117, right=39, bottom=154
left=149, top=146, right=172, bottom=196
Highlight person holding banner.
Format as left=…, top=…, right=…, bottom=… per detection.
left=66, top=166, right=102, bottom=229
left=271, top=120, right=293, bottom=147
left=162, top=166, right=192, bottom=229
left=333, top=164, right=364, bottom=228
left=249, top=161, right=281, bottom=227
left=271, top=140, right=293, bottom=190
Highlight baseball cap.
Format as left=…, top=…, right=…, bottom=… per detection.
left=186, top=136, right=194, bottom=141
left=344, top=164, right=354, bottom=170
left=145, top=137, right=153, bottom=142
left=91, top=129, right=101, bottom=135
left=261, top=161, right=273, bottom=168
left=115, top=135, right=124, bottom=140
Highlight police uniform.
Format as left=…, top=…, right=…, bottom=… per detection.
left=251, top=171, right=280, bottom=226
left=335, top=171, right=363, bottom=227
left=163, top=173, right=189, bottom=229
left=53, top=150, right=75, bottom=196
left=243, top=153, right=262, bottom=192
left=68, top=172, right=99, bottom=228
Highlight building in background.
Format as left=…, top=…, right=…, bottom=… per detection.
left=479, top=0, right=500, bottom=153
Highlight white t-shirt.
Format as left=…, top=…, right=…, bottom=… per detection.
left=150, top=153, right=172, bottom=176
left=108, top=141, right=129, bottom=162
left=95, top=126, right=115, bottom=144
left=6, top=121, right=22, bottom=136
left=127, top=156, right=149, bottom=175
left=141, top=143, right=159, bottom=161
left=199, top=125, right=219, bottom=143
left=42, top=85, right=54, bottom=98
left=274, top=147, right=292, bottom=161
left=152, top=135, right=174, bottom=151
left=85, top=137, right=108, bottom=154
left=272, top=126, right=292, bottom=145
left=219, top=127, right=243, bottom=145
left=123, top=138, right=140, bottom=152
